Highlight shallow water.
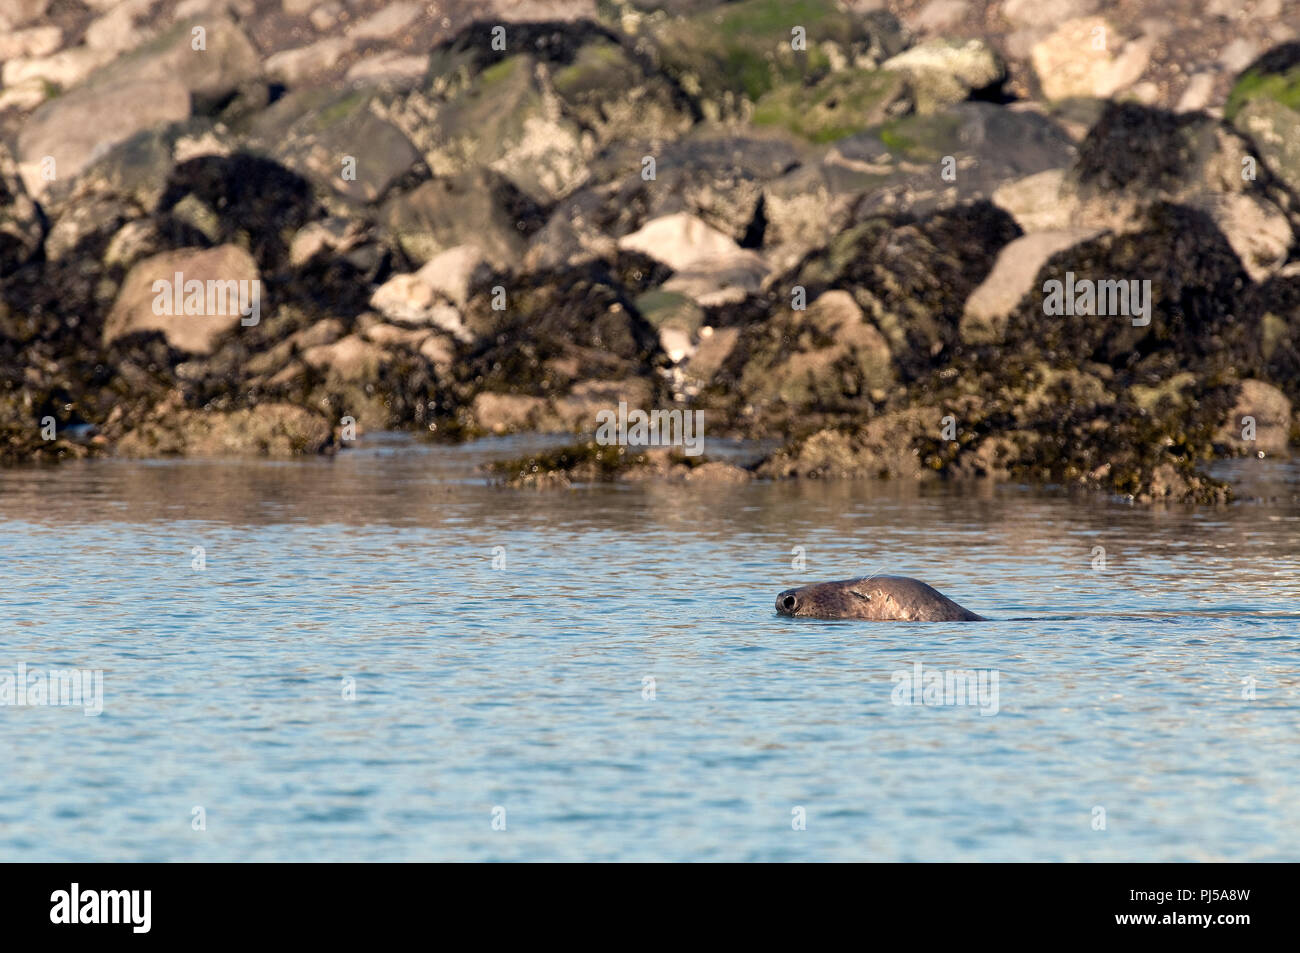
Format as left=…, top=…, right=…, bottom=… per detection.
left=1, top=437, right=1297, bottom=861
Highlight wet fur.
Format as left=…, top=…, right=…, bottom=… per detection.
left=776, top=576, right=985, bottom=622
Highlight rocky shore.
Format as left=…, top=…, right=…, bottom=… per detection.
left=2, top=0, right=1298, bottom=501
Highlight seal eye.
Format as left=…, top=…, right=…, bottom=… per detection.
left=850, top=588, right=871, bottom=601
left=781, top=595, right=797, bottom=611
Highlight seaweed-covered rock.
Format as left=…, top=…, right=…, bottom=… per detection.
left=156, top=153, right=320, bottom=272
left=753, top=70, right=909, bottom=142
left=486, top=440, right=748, bottom=487
left=1250, top=274, right=1300, bottom=407
left=998, top=102, right=1296, bottom=280
left=756, top=407, right=936, bottom=480
left=998, top=203, right=1256, bottom=375
left=787, top=200, right=1022, bottom=378
left=727, top=289, right=895, bottom=422
left=0, top=141, right=42, bottom=273
left=961, top=229, right=1104, bottom=345
left=115, top=402, right=333, bottom=458
left=458, top=262, right=665, bottom=410
left=1228, top=43, right=1300, bottom=199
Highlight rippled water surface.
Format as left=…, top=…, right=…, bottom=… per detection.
left=1, top=437, right=1297, bottom=861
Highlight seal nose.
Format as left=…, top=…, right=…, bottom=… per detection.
left=777, top=591, right=798, bottom=615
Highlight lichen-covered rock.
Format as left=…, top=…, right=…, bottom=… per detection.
left=1225, top=42, right=1300, bottom=121
left=882, top=37, right=1003, bottom=114
left=647, top=0, right=907, bottom=117
left=549, top=37, right=695, bottom=144
left=252, top=85, right=422, bottom=204
left=381, top=168, right=545, bottom=268
left=1234, top=97, right=1300, bottom=201
left=420, top=53, right=590, bottom=203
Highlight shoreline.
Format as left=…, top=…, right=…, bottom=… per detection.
left=3, top=3, right=1299, bottom=504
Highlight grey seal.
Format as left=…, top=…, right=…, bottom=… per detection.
left=776, top=576, right=986, bottom=622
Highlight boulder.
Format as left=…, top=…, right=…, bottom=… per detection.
left=17, top=80, right=191, bottom=198
left=381, top=169, right=545, bottom=267
left=255, top=86, right=421, bottom=203
left=0, top=0, right=49, bottom=29
left=14, top=16, right=259, bottom=197
left=1216, top=379, right=1292, bottom=454
left=882, top=38, right=1004, bottom=114
left=753, top=70, right=909, bottom=141
left=421, top=53, right=589, bottom=203
left=527, top=130, right=804, bottom=268
left=961, top=229, right=1105, bottom=344
left=104, top=245, right=261, bottom=354
left=734, top=290, right=895, bottom=415
left=265, top=38, right=355, bottom=85
left=417, top=245, right=492, bottom=308
left=648, top=0, right=907, bottom=116
left=1030, top=17, right=1153, bottom=100
left=548, top=38, right=695, bottom=144
left=617, top=212, right=747, bottom=272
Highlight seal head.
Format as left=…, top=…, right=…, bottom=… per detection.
left=776, top=576, right=985, bottom=622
